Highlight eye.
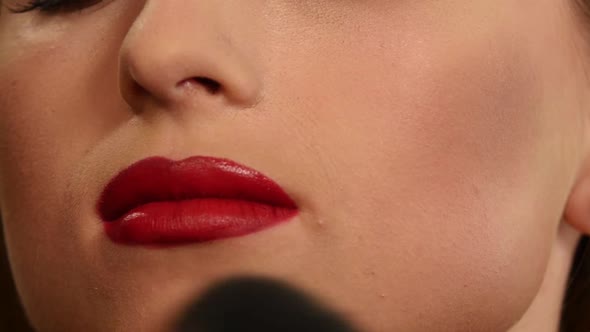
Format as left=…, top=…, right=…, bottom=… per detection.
left=8, top=0, right=103, bottom=14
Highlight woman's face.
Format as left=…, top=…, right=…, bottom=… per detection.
left=0, top=0, right=588, bottom=331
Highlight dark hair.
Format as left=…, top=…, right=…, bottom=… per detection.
left=560, top=236, right=590, bottom=331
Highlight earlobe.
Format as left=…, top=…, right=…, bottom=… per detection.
left=564, top=173, right=590, bottom=235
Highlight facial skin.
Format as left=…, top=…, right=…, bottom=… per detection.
left=1, top=0, right=590, bottom=331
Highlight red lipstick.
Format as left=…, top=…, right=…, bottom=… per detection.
left=97, top=156, right=298, bottom=245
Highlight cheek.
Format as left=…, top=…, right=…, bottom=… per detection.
left=0, top=21, right=129, bottom=327
left=0, top=49, right=83, bottom=329
left=265, top=8, right=562, bottom=331
left=0, top=39, right=96, bottom=232
left=0, top=12, right=130, bottom=225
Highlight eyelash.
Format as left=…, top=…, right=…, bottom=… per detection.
left=8, top=0, right=102, bottom=14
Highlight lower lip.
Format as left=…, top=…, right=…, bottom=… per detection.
left=103, top=199, right=298, bottom=245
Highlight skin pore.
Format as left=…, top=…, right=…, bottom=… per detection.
left=1, top=0, right=590, bottom=331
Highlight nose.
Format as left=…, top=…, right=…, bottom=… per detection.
left=119, top=1, right=262, bottom=112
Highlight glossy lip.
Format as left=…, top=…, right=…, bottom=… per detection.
left=96, top=156, right=298, bottom=245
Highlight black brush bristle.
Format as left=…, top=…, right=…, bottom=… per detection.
left=175, top=276, right=359, bottom=332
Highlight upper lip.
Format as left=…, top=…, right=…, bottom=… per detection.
left=97, top=156, right=297, bottom=222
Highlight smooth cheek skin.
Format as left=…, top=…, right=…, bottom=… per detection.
left=0, top=1, right=586, bottom=331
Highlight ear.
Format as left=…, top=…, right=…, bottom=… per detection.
left=564, top=163, right=590, bottom=236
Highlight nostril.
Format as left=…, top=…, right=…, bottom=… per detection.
left=178, top=77, right=221, bottom=94
left=191, top=76, right=222, bottom=94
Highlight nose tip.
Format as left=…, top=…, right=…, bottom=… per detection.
left=118, top=3, right=262, bottom=112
